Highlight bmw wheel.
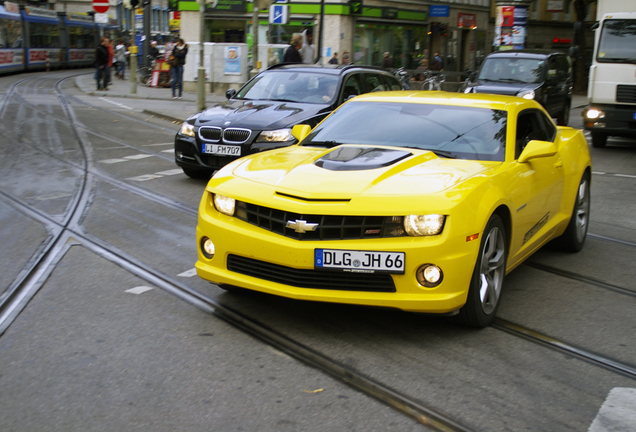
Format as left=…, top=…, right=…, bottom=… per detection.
left=454, top=214, right=507, bottom=328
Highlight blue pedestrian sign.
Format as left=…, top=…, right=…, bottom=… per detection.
left=269, top=4, right=289, bottom=24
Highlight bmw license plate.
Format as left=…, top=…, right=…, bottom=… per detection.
left=315, top=249, right=405, bottom=274
left=203, top=144, right=241, bottom=156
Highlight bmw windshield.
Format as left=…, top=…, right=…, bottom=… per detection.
left=301, top=101, right=508, bottom=162
left=236, top=71, right=340, bottom=104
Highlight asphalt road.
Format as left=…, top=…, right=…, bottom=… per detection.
left=0, top=69, right=635, bottom=432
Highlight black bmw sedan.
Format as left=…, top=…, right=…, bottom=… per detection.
left=174, top=64, right=403, bottom=178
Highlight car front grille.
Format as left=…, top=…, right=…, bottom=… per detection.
left=616, top=85, right=636, bottom=104
left=227, top=254, right=397, bottom=292
left=234, top=201, right=406, bottom=240
left=198, top=127, right=251, bottom=144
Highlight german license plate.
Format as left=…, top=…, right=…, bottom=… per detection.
left=203, top=144, right=241, bottom=156
left=315, top=249, right=405, bottom=274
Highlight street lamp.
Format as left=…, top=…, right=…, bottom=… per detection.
left=198, top=0, right=217, bottom=111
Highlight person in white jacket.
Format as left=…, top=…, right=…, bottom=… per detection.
left=115, top=39, right=128, bottom=79
left=299, top=28, right=315, bottom=64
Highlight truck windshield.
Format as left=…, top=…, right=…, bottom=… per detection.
left=597, top=19, right=636, bottom=63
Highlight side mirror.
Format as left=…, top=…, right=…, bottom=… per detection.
left=291, top=124, right=312, bottom=143
left=226, top=88, right=237, bottom=100
left=518, top=140, right=557, bottom=163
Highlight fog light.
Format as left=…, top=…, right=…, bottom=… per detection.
left=416, top=264, right=443, bottom=287
left=176, top=151, right=183, bottom=159
left=201, top=237, right=215, bottom=259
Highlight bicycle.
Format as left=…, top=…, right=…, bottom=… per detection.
left=394, top=67, right=411, bottom=90
left=422, top=71, right=444, bottom=91
left=136, top=56, right=156, bottom=86
left=457, top=70, right=475, bottom=93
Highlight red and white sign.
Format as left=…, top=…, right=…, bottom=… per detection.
left=92, top=0, right=109, bottom=14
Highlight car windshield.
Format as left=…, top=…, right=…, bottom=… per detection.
left=478, top=57, right=544, bottom=84
left=301, top=101, right=507, bottom=162
left=235, top=71, right=339, bottom=104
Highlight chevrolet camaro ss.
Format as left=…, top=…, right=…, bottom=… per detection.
left=195, top=92, right=592, bottom=327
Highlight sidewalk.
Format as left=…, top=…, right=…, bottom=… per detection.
left=75, top=71, right=228, bottom=123
left=75, top=71, right=590, bottom=123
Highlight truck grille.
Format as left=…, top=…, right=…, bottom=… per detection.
left=227, top=254, right=397, bottom=292
left=616, top=85, right=636, bottom=103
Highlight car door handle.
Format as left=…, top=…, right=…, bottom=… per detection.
left=555, top=161, right=563, bottom=169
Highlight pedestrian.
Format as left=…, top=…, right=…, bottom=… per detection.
left=328, top=52, right=338, bottom=64
left=382, top=52, right=393, bottom=68
left=115, top=38, right=127, bottom=79
left=283, top=34, right=303, bottom=63
left=299, top=28, right=315, bottom=64
left=170, top=38, right=188, bottom=99
left=95, top=37, right=109, bottom=91
left=431, top=52, right=443, bottom=71
left=105, top=38, right=114, bottom=89
left=150, top=40, right=160, bottom=60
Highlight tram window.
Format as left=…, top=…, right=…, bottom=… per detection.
left=0, top=19, right=22, bottom=48
left=29, top=23, right=60, bottom=48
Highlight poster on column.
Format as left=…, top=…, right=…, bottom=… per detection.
left=224, top=47, right=241, bottom=75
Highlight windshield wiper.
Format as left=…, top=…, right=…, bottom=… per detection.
left=497, top=78, right=526, bottom=83
left=599, top=58, right=636, bottom=64
left=405, top=147, right=456, bottom=158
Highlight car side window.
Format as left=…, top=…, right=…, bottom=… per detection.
left=515, top=109, right=555, bottom=158
left=342, top=75, right=363, bottom=100
left=547, top=58, right=558, bottom=81
left=381, top=74, right=402, bottom=90
left=363, top=74, right=386, bottom=92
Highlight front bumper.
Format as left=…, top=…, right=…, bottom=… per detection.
left=583, top=104, right=636, bottom=138
left=195, top=192, right=480, bottom=314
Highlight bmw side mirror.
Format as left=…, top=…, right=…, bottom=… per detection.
left=226, top=89, right=237, bottom=100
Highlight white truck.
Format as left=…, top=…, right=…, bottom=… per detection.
left=583, top=0, right=636, bottom=147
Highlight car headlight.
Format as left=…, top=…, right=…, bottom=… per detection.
left=255, top=128, right=294, bottom=143
left=585, top=108, right=604, bottom=119
left=517, top=90, right=535, bottom=100
left=213, top=194, right=235, bottom=216
left=179, top=122, right=195, bottom=137
left=404, top=214, right=446, bottom=236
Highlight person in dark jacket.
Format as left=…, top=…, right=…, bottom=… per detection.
left=95, top=37, right=109, bottom=90
left=170, top=38, right=188, bottom=99
left=282, top=34, right=303, bottom=63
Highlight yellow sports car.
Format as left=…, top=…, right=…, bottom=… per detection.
left=195, top=92, right=592, bottom=327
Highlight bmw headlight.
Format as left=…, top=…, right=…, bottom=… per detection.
left=517, top=90, right=535, bottom=100
left=255, top=128, right=294, bottom=143
left=213, top=194, right=235, bottom=216
left=404, top=215, right=446, bottom=236
left=179, top=122, right=195, bottom=137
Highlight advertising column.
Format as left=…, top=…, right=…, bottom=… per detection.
left=494, top=0, right=529, bottom=51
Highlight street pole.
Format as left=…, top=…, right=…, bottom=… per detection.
left=130, top=44, right=138, bottom=94
left=250, top=4, right=259, bottom=78
left=143, top=1, right=151, bottom=67
left=197, top=0, right=206, bottom=111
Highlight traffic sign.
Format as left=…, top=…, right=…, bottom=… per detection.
left=92, top=0, right=110, bottom=14
left=269, top=4, right=288, bottom=24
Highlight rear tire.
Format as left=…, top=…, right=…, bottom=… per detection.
left=591, top=132, right=607, bottom=148
left=551, top=172, right=590, bottom=252
left=452, top=214, right=507, bottom=328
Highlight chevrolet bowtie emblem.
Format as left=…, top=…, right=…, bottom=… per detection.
left=286, top=220, right=319, bottom=233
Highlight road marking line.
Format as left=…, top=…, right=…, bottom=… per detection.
left=155, top=169, right=183, bottom=176
left=588, top=387, right=636, bottom=432
left=125, top=286, right=154, bottom=295
left=592, top=171, right=606, bottom=175
left=177, top=268, right=198, bottom=278
left=124, top=154, right=154, bottom=160
left=100, top=158, right=128, bottom=164
left=127, top=174, right=162, bottom=182
left=614, top=174, right=636, bottom=179
left=161, top=149, right=174, bottom=153
left=98, top=97, right=133, bottom=110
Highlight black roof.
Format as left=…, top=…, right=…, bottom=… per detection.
left=265, top=63, right=393, bottom=75
left=485, top=49, right=568, bottom=59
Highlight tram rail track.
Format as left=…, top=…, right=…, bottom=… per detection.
left=2, top=73, right=636, bottom=431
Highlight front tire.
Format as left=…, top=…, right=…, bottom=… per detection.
left=182, top=167, right=212, bottom=179
left=454, top=214, right=507, bottom=328
left=551, top=172, right=590, bottom=252
left=591, top=132, right=607, bottom=148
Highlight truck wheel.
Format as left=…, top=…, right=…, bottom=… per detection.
left=591, top=132, right=607, bottom=148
